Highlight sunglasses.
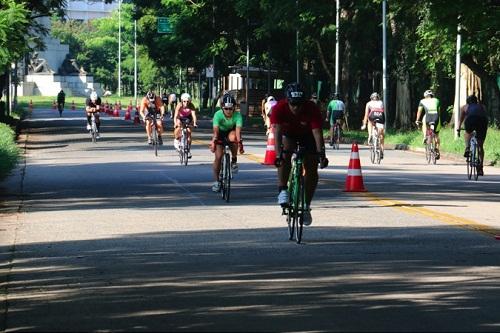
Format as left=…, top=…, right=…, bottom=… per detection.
left=289, top=101, right=303, bottom=107
left=223, top=107, right=233, bottom=111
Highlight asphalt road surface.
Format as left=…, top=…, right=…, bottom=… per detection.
left=1, top=107, right=499, bottom=332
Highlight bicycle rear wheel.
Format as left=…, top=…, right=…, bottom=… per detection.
left=431, top=141, right=437, bottom=165
left=370, top=139, right=376, bottom=164
left=472, top=143, right=479, bottom=181
left=286, top=165, right=297, bottom=240
left=334, top=126, right=340, bottom=150
left=467, top=154, right=472, bottom=180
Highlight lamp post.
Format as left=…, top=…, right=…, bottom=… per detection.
left=296, top=0, right=299, bottom=83
left=134, top=15, right=137, bottom=107
left=335, top=0, right=340, bottom=95
left=118, top=0, right=122, bottom=97
left=382, top=0, right=388, bottom=127
left=11, top=62, right=17, bottom=112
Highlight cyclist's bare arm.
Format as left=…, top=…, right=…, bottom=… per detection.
left=173, top=104, right=181, bottom=126
left=274, top=124, right=283, bottom=156
left=312, top=128, right=325, bottom=152
left=139, top=102, right=146, bottom=120
left=192, top=109, right=198, bottom=127
left=415, top=106, right=423, bottom=123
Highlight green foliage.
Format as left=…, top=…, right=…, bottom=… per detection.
left=0, top=122, right=19, bottom=180
left=0, top=0, right=29, bottom=69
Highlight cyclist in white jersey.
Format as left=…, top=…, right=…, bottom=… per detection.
left=415, top=89, right=441, bottom=159
left=361, top=92, right=385, bottom=158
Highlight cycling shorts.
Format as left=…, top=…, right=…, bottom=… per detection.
left=283, top=133, right=316, bottom=154
left=218, top=127, right=236, bottom=142
left=465, top=115, right=488, bottom=141
left=368, top=111, right=385, bottom=124
left=330, top=111, right=344, bottom=125
left=424, top=113, right=440, bottom=133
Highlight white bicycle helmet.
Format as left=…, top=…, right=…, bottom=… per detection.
left=181, top=93, right=191, bottom=101
left=90, top=91, right=98, bottom=101
left=423, top=89, right=433, bottom=97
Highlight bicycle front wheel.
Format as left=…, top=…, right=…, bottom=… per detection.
left=286, top=165, right=297, bottom=240
left=223, top=153, right=231, bottom=202
left=295, top=174, right=305, bottom=244
left=152, top=126, right=158, bottom=157
left=183, top=133, right=188, bottom=166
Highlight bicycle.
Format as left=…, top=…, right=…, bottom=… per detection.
left=215, top=139, right=235, bottom=202
left=178, top=119, right=191, bottom=166
left=281, top=145, right=307, bottom=244
left=458, top=128, right=481, bottom=181
left=330, top=119, right=342, bottom=150
left=369, top=122, right=383, bottom=164
left=145, top=111, right=161, bottom=157
left=424, top=122, right=438, bottom=164
left=88, top=113, right=98, bottom=143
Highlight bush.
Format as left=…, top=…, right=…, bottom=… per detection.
left=0, top=123, right=20, bottom=180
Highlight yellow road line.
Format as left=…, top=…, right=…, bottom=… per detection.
left=192, top=137, right=498, bottom=239
left=355, top=192, right=500, bottom=239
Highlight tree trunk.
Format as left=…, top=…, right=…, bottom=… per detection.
left=394, top=69, right=412, bottom=129
left=461, top=54, right=500, bottom=126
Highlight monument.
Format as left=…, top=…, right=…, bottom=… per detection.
left=19, top=17, right=102, bottom=97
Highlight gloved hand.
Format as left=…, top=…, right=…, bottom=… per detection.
left=238, top=141, right=245, bottom=154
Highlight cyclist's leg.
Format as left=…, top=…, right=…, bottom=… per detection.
left=422, top=114, right=427, bottom=143
left=212, top=144, right=223, bottom=181
left=227, top=130, right=238, bottom=163
left=145, top=119, right=152, bottom=139
left=95, top=113, right=101, bottom=131
left=278, top=136, right=295, bottom=190
left=174, top=119, right=181, bottom=139
left=303, top=154, right=319, bottom=208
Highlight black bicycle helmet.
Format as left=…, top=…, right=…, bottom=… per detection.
left=285, top=82, right=305, bottom=105
left=221, top=93, right=236, bottom=108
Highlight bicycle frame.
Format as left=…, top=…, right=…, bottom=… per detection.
left=178, top=121, right=191, bottom=166
left=282, top=145, right=307, bottom=244
left=89, top=113, right=98, bottom=143
left=218, top=141, right=233, bottom=202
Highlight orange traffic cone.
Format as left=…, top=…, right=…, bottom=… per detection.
left=52, top=100, right=57, bottom=110
left=344, top=142, right=367, bottom=192
left=113, top=102, right=119, bottom=117
left=71, top=100, right=75, bottom=111
left=124, top=108, right=131, bottom=120
left=133, top=108, right=140, bottom=124
left=262, top=127, right=276, bottom=165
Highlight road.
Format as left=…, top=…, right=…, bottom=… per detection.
left=1, top=107, right=499, bottom=332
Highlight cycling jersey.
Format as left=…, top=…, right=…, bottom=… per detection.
left=140, top=96, right=163, bottom=114
left=177, top=102, right=196, bottom=119
left=365, top=100, right=384, bottom=124
left=327, top=99, right=345, bottom=112
left=270, top=99, right=323, bottom=137
left=85, top=97, right=102, bottom=111
left=213, top=108, right=243, bottom=132
left=464, top=103, right=487, bottom=118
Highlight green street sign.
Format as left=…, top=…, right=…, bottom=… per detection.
left=157, top=17, right=172, bottom=34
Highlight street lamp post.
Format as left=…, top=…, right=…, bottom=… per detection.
left=335, top=0, right=340, bottom=95
left=134, top=15, right=137, bottom=107
left=382, top=0, right=388, bottom=127
left=118, top=0, right=122, bottom=97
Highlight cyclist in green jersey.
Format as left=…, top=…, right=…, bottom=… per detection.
left=209, top=93, right=245, bottom=192
left=415, top=89, right=441, bottom=159
left=326, top=93, right=345, bottom=146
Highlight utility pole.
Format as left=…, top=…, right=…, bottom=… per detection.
left=118, top=0, right=122, bottom=97
left=335, top=0, right=340, bottom=95
left=454, top=23, right=462, bottom=140
left=382, top=0, right=388, bottom=127
left=296, top=0, right=299, bottom=83
left=134, top=16, right=137, bottom=107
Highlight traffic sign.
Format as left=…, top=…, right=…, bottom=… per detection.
left=206, top=64, right=214, bottom=78
left=157, top=17, right=172, bottom=34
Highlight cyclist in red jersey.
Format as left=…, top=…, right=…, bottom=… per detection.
left=271, top=83, right=329, bottom=226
